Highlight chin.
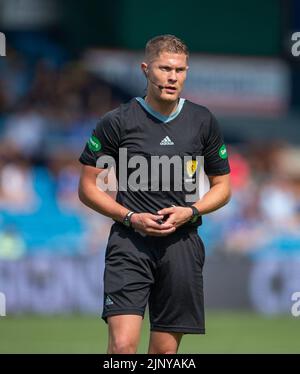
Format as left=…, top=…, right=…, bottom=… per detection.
left=160, top=93, right=180, bottom=103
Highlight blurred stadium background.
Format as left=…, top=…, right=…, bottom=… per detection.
left=0, top=0, right=300, bottom=353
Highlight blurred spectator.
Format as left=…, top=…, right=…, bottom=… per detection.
left=260, top=179, right=298, bottom=229
left=3, top=105, right=47, bottom=159
left=222, top=142, right=300, bottom=255
left=0, top=152, right=37, bottom=212
left=48, top=152, right=81, bottom=212
left=0, top=46, right=29, bottom=110
left=0, top=225, right=26, bottom=260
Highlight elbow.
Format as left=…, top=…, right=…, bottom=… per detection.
left=225, top=188, right=232, bottom=205
left=78, top=182, right=87, bottom=205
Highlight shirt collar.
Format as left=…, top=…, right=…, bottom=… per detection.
left=135, top=97, right=185, bottom=123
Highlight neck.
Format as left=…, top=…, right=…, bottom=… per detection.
left=145, top=95, right=179, bottom=116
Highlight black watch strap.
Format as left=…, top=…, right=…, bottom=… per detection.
left=189, top=206, right=200, bottom=223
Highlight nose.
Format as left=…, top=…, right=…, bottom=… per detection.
left=168, top=69, right=177, bottom=83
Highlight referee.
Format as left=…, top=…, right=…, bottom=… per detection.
left=78, top=35, right=231, bottom=354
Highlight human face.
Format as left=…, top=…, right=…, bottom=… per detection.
left=143, top=51, right=188, bottom=103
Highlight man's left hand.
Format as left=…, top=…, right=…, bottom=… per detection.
left=157, top=206, right=193, bottom=228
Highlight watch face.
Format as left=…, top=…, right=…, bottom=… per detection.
left=190, top=215, right=198, bottom=223
left=123, top=213, right=133, bottom=227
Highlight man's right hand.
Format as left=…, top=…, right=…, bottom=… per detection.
left=130, top=213, right=176, bottom=236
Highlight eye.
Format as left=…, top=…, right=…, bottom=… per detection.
left=160, top=66, right=171, bottom=72
left=176, top=68, right=185, bottom=73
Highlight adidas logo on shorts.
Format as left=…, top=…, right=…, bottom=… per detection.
left=105, top=295, right=114, bottom=306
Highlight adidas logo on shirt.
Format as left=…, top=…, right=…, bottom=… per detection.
left=160, top=136, right=174, bottom=145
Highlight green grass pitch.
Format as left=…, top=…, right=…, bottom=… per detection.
left=0, top=311, right=299, bottom=353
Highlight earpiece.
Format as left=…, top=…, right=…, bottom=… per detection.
left=144, top=69, right=164, bottom=90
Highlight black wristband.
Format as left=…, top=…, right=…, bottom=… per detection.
left=123, top=211, right=135, bottom=228
left=189, top=206, right=200, bottom=223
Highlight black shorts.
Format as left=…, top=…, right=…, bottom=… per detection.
left=102, top=222, right=206, bottom=334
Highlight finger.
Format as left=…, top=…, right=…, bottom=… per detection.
left=157, top=221, right=175, bottom=229
left=148, top=214, right=164, bottom=221
left=146, top=227, right=176, bottom=236
left=157, top=207, right=175, bottom=215
left=163, top=215, right=177, bottom=226
left=150, top=225, right=176, bottom=232
left=147, top=221, right=173, bottom=230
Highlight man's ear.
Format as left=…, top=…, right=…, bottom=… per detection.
left=141, top=62, right=148, bottom=77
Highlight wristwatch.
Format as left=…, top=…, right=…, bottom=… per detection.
left=189, top=206, right=200, bottom=224
left=123, top=211, right=135, bottom=228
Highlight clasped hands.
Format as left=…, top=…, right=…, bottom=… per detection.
left=131, top=206, right=193, bottom=237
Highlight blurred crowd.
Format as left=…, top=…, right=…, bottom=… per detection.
left=0, top=45, right=122, bottom=259
left=1, top=45, right=300, bottom=260
left=209, top=142, right=300, bottom=258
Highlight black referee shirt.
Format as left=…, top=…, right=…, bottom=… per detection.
left=79, top=97, right=230, bottom=227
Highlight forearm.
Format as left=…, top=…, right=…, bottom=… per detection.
left=78, top=182, right=129, bottom=223
left=192, top=181, right=231, bottom=216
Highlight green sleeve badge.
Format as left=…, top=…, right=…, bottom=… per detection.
left=218, top=144, right=228, bottom=159
left=88, top=135, right=102, bottom=152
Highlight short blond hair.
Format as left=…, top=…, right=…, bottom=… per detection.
left=145, top=34, right=189, bottom=63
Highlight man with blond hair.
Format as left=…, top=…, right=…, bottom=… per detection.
left=78, top=34, right=231, bottom=354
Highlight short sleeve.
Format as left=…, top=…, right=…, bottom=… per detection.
left=203, top=113, right=230, bottom=176
left=79, top=110, right=121, bottom=168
